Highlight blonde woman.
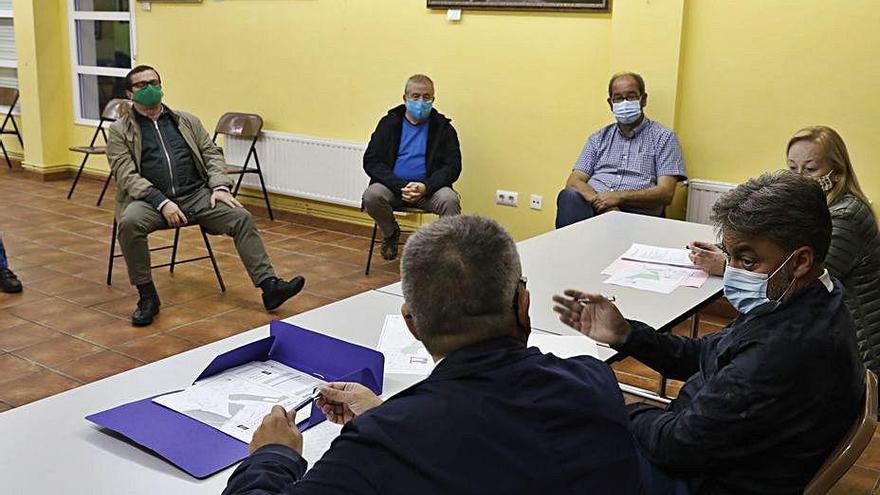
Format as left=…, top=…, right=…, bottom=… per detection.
left=690, top=126, right=880, bottom=371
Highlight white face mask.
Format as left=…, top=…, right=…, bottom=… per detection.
left=723, top=251, right=797, bottom=315
left=612, top=100, right=642, bottom=125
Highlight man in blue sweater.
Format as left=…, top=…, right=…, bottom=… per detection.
left=223, top=215, right=643, bottom=495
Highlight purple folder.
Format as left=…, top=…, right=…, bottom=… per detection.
left=86, top=320, right=385, bottom=479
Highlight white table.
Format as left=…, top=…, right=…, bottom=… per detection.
left=378, top=211, right=724, bottom=336
left=0, top=289, right=613, bottom=493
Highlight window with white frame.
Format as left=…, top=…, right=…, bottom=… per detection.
left=69, top=0, right=136, bottom=123
left=0, top=0, right=19, bottom=115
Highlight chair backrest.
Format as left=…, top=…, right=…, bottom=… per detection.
left=804, top=369, right=878, bottom=495
left=0, top=87, right=19, bottom=108
left=214, top=112, right=263, bottom=139
left=102, top=98, right=131, bottom=121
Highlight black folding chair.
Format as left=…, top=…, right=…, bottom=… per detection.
left=212, top=112, right=273, bottom=220
left=107, top=220, right=226, bottom=292
left=0, top=87, right=23, bottom=168
left=364, top=206, right=433, bottom=275
left=68, top=99, right=130, bottom=205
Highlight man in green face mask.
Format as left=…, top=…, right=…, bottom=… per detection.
left=107, top=65, right=306, bottom=326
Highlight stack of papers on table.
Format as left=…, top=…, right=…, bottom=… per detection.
left=377, top=315, right=435, bottom=375
left=602, top=243, right=710, bottom=294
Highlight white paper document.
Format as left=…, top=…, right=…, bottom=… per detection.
left=528, top=333, right=600, bottom=360
left=301, top=420, right=343, bottom=467
left=603, top=262, right=692, bottom=294
left=377, top=314, right=435, bottom=375
left=602, top=258, right=709, bottom=289
left=620, top=243, right=699, bottom=269
left=153, top=360, right=326, bottom=444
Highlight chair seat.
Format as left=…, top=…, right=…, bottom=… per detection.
left=394, top=206, right=431, bottom=214
left=224, top=164, right=258, bottom=175
left=69, top=145, right=107, bottom=154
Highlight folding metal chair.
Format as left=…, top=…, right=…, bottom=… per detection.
left=364, top=206, right=434, bottom=275
left=107, top=220, right=226, bottom=292
left=212, top=112, right=273, bottom=220
left=0, top=87, right=23, bottom=168
left=68, top=99, right=131, bottom=205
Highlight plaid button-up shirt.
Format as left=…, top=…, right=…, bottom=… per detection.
left=573, top=117, right=686, bottom=216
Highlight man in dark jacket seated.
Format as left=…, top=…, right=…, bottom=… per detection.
left=361, top=74, right=462, bottom=261
left=554, top=171, right=865, bottom=494
left=223, top=215, right=643, bottom=495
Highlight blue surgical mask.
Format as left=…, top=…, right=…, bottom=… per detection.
left=405, top=99, right=432, bottom=122
left=612, top=99, right=642, bottom=125
left=723, top=251, right=797, bottom=316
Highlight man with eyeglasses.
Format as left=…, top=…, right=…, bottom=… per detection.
left=555, top=72, right=687, bottom=228
left=362, top=74, right=462, bottom=261
left=107, top=65, right=305, bottom=327
left=223, top=215, right=643, bottom=495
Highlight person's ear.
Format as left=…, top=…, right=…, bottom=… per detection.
left=607, top=97, right=613, bottom=111
left=125, top=89, right=133, bottom=100
left=640, top=93, right=648, bottom=108
left=516, top=289, right=531, bottom=338
left=791, top=247, right=814, bottom=279
left=401, top=303, right=421, bottom=342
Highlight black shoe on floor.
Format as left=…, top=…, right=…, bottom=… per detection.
left=262, top=276, right=306, bottom=311
left=381, top=228, right=401, bottom=261
left=132, top=295, right=161, bottom=327
left=0, top=268, right=22, bottom=293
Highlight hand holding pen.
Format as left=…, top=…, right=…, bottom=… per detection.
left=552, top=289, right=631, bottom=347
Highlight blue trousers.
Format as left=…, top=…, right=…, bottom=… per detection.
left=639, top=452, right=692, bottom=495
left=0, top=236, right=8, bottom=269
left=555, top=188, right=595, bottom=228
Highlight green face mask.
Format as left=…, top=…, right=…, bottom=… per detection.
left=132, top=84, right=163, bottom=107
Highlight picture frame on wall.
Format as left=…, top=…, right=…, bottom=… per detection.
left=427, top=0, right=609, bottom=12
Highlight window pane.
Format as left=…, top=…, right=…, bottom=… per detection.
left=74, top=0, right=130, bottom=12
left=79, top=74, right=127, bottom=120
left=0, top=19, right=15, bottom=62
left=76, top=20, right=131, bottom=68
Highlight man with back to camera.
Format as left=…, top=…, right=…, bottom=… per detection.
left=361, top=74, right=462, bottom=261
left=555, top=72, right=687, bottom=228
left=107, top=65, right=305, bottom=327
left=222, top=214, right=644, bottom=495
left=554, top=171, right=865, bottom=494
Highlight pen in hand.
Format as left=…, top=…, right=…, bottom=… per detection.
left=577, top=295, right=616, bottom=307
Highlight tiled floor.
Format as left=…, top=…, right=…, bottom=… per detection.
left=1, top=163, right=878, bottom=493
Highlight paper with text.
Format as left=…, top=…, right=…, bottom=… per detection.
left=302, top=421, right=343, bottom=468
left=620, top=243, right=699, bottom=269
left=602, top=258, right=708, bottom=289
left=603, top=262, right=691, bottom=294
left=378, top=314, right=435, bottom=375
left=153, top=361, right=326, bottom=444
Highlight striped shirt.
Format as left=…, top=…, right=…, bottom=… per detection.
left=573, top=117, right=686, bottom=216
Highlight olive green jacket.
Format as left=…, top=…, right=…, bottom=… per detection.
left=107, top=105, right=233, bottom=219
left=825, top=192, right=880, bottom=371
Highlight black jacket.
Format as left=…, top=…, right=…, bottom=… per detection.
left=621, top=275, right=864, bottom=494
left=362, top=105, right=462, bottom=197
left=222, top=337, right=643, bottom=495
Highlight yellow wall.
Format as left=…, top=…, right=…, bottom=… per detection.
left=16, top=0, right=880, bottom=239
left=676, top=0, right=880, bottom=205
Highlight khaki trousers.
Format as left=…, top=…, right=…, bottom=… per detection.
left=116, top=187, right=276, bottom=287
left=362, top=183, right=461, bottom=239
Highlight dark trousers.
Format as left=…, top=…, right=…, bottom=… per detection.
left=0, top=236, right=8, bottom=269
left=639, top=452, right=692, bottom=495
left=555, top=188, right=595, bottom=228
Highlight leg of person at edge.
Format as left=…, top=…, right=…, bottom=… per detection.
left=361, top=74, right=462, bottom=261
left=107, top=65, right=305, bottom=327
left=223, top=215, right=644, bottom=495
left=0, top=235, right=22, bottom=294
left=555, top=71, right=687, bottom=229
left=554, top=172, right=864, bottom=494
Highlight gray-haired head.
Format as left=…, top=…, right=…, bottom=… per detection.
left=711, top=171, right=832, bottom=264
left=400, top=215, right=523, bottom=356
left=608, top=72, right=645, bottom=97
left=405, top=74, right=434, bottom=94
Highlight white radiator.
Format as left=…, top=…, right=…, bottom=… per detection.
left=686, top=179, right=737, bottom=225
left=224, top=131, right=370, bottom=208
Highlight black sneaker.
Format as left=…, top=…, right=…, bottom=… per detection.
left=132, top=295, right=161, bottom=327
left=0, top=268, right=22, bottom=293
left=262, top=276, right=306, bottom=311
left=381, top=227, right=401, bottom=261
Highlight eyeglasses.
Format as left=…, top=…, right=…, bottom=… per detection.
left=406, top=93, right=435, bottom=103
left=512, top=276, right=528, bottom=310
left=609, top=94, right=641, bottom=104
left=131, top=79, right=161, bottom=91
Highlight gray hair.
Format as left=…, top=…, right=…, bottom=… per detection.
left=711, top=171, right=832, bottom=264
left=400, top=215, right=522, bottom=355
left=405, top=74, right=434, bottom=94
left=608, top=72, right=645, bottom=96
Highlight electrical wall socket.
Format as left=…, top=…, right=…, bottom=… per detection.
left=530, top=194, right=543, bottom=210
left=495, top=189, right=518, bottom=207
